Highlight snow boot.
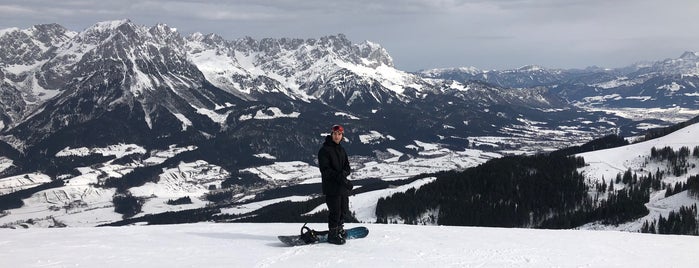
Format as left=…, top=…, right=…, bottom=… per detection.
left=328, top=227, right=346, bottom=245
left=338, top=227, right=347, bottom=239
left=336, top=224, right=347, bottom=239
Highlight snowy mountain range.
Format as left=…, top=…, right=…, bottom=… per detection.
left=1, top=20, right=698, bottom=231
left=421, top=51, right=699, bottom=111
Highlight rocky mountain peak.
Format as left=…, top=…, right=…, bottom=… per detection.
left=149, top=23, right=184, bottom=46
left=73, top=19, right=186, bottom=49
left=28, top=23, right=74, bottom=47
left=77, top=19, right=135, bottom=44
left=357, top=40, right=393, bottom=68
left=318, top=34, right=352, bottom=50
left=0, top=24, right=73, bottom=66
left=634, top=51, right=699, bottom=77
left=187, top=32, right=227, bottom=48
left=679, top=51, right=699, bottom=60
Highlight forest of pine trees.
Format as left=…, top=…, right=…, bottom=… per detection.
left=650, top=146, right=698, bottom=177
left=166, top=196, right=192, bottom=205
left=376, top=154, right=595, bottom=228
left=640, top=174, right=699, bottom=235
left=641, top=205, right=699, bottom=235
left=376, top=146, right=699, bottom=235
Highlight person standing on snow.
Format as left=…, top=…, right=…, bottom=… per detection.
left=318, top=124, right=353, bottom=245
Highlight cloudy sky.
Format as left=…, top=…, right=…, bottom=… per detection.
left=1, top=0, right=697, bottom=71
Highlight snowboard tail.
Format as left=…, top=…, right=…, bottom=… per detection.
left=278, top=225, right=369, bottom=246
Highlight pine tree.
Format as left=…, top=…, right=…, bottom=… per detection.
left=688, top=175, right=699, bottom=198
left=608, top=179, right=615, bottom=192
left=601, top=178, right=607, bottom=193
left=679, top=146, right=690, bottom=159
left=665, top=184, right=674, bottom=197
left=622, top=169, right=632, bottom=184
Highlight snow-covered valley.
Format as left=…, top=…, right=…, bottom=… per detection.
left=0, top=141, right=500, bottom=228
left=1, top=118, right=699, bottom=232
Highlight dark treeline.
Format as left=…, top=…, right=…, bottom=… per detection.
left=375, top=153, right=659, bottom=229
left=610, top=168, right=663, bottom=191
left=100, top=207, right=222, bottom=226
left=689, top=175, right=699, bottom=198
left=0, top=179, right=65, bottom=211
left=651, top=146, right=699, bottom=161
left=376, top=154, right=592, bottom=227
left=224, top=197, right=331, bottom=223
left=101, top=197, right=344, bottom=226
left=551, top=134, right=628, bottom=156
left=640, top=115, right=699, bottom=142
left=112, top=192, right=144, bottom=219
left=641, top=205, right=699, bottom=235
left=541, top=185, right=650, bottom=228
left=102, top=164, right=164, bottom=193
left=166, top=196, right=192, bottom=205
left=101, top=151, right=200, bottom=193
left=50, top=154, right=117, bottom=176
left=650, top=146, right=699, bottom=177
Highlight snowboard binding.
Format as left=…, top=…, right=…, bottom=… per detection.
left=299, top=223, right=319, bottom=244
left=278, top=225, right=368, bottom=246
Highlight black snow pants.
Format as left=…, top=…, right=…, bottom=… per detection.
left=326, top=194, right=349, bottom=229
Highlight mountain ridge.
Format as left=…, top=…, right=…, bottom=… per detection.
left=1, top=19, right=579, bottom=154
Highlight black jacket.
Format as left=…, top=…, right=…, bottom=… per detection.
left=318, top=135, right=352, bottom=195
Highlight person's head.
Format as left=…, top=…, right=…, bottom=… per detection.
left=331, top=124, right=344, bottom=144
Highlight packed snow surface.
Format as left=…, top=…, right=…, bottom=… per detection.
left=0, top=223, right=697, bottom=268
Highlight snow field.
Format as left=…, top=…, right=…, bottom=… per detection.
left=0, top=223, right=697, bottom=268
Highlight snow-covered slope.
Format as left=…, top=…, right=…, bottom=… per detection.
left=0, top=222, right=696, bottom=267
left=0, top=144, right=204, bottom=227
left=578, top=122, right=699, bottom=183
left=578, top=122, right=699, bottom=231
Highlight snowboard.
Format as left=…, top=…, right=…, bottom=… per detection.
left=278, top=226, right=369, bottom=246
